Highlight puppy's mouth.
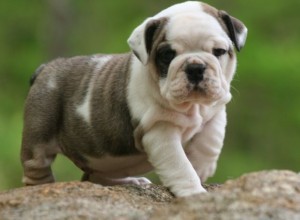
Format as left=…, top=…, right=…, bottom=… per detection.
left=192, top=77, right=222, bottom=98
left=168, top=75, right=223, bottom=105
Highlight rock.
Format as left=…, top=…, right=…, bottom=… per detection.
left=0, top=170, right=299, bottom=220
left=0, top=182, right=173, bottom=220
left=151, top=170, right=300, bottom=220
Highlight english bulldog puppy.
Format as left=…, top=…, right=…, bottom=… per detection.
left=21, top=1, right=247, bottom=197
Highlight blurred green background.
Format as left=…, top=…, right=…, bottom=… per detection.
left=0, top=0, right=299, bottom=190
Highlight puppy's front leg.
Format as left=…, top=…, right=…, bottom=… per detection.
left=142, top=122, right=206, bottom=197
left=186, top=108, right=227, bottom=182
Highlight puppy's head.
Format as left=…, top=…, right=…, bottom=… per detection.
left=128, top=1, right=247, bottom=109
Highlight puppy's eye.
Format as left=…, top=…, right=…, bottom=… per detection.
left=213, top=48, right=227, bottom=57
left=157, top=48, right=176, bottom=64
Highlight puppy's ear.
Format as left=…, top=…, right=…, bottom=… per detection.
left=128, top=17, right=168, bottom=65
left=218, top=11, right=248, bottom=52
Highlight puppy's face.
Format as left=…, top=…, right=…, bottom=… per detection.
left=156, top=13, right=236, bottom=107
left=128, top=2, right=247, bottom=109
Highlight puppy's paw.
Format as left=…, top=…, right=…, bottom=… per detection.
left=89, top=175, right=152, bottom=186
left=175, top=185, right=207, bottom=197
left=195, top=161, right=217, bottom=182
left=22, top=174, right=55, bottom=186
left=117, top=177, right=152, bottom=185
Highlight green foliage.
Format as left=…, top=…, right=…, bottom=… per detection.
left=0, top=0, right=299, bottom=190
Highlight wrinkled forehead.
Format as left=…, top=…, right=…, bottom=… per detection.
left=165, top=13, right=230, bottom=51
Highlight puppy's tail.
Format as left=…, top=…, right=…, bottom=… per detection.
left=29, top=64, right=46, bottom=86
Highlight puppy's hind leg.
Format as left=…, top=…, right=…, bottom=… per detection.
left=21, top=74, right=62, bottom=185
left=21, top=141, right=58, bottom=185
left=21, top=114, right=60, bottom=185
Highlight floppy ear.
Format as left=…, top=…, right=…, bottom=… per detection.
left=127, top=17, right=168, bottom=65
left=218, top=10, right=248, bottom=52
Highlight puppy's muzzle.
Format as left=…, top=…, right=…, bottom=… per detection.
left=185, top=63, right=206, bottom=84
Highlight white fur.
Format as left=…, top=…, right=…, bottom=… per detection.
left=128, top=56, right=229, bottom=196
left=185, top=107, right=227, bottom=182
left=142, top=122, right=206, bottom=196
left=76, top=56, right=112, bottom=124
left=47, top=76, right=57, bottom=89
left=92, top=55, right=112, bottom=70
left=154, top=1, right=203, bottom=18
left=76, top=90, right=92, bottom=124
left=86, top=175, right=151, bottom=186
left=237, top=26, right=248, bottom=49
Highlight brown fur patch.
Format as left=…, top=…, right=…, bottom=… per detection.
left=147, top=17, right=169, bottom=81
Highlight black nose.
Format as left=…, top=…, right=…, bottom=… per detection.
left=185, top=63, right=206, bottom=84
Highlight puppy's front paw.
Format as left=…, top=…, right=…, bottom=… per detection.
left=195, top=161, right=217, bottom=182
left=175, top=185, right=207, bottom=197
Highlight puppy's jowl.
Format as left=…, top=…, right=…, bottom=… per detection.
left=21, top=1, right=247, bottom=197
